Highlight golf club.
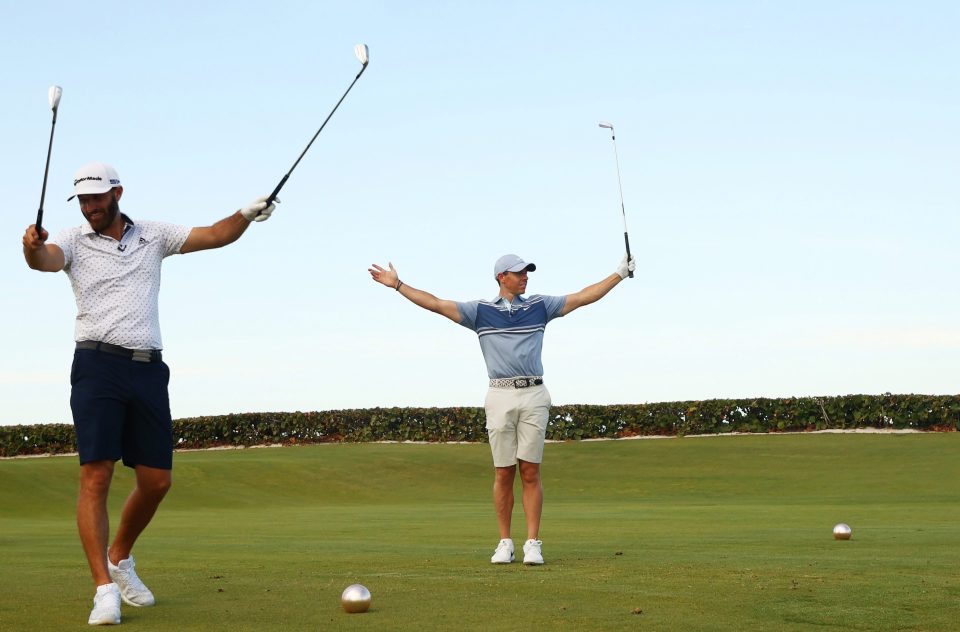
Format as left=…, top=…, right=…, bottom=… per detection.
left=261, top=44, right=370, bottom=214
left=36, top=85, right=62, bottom=239
left=598, top=121, right=633, bottom=278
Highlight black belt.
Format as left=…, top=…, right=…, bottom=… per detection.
left=76, top=341, right=162, bottom=363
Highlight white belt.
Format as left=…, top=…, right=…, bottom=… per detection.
left=489, top=377, right=544, bottom=389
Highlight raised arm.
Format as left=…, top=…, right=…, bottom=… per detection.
left=22, top=225, right=65, bottom=272
left=559, top=255, right=635, bottom=316
left=179, top=196, right=278, bottom=254
left=368, top=262, right=462, bottom=324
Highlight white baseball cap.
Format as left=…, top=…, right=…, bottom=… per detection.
left=494, top=254, right=536, bottom=277
left=67, top=162, right=121, bottom=201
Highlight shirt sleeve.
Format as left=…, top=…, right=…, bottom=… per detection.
left=155, top=222, right=192, bottom=257
left=48, top=227, right=76, bottom=270
left=539, top=295, right=566, bottom=322
left=456, top=300, right=481, bottom=331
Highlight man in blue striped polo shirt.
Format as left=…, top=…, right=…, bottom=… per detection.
left=369, top=252, right=634, bottom=565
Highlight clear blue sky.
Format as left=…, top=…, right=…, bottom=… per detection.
left=3, top=1, right=958, bottom=425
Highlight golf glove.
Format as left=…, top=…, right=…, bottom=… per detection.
left=616, top=254, right=636, bottom=280
left=240, top=196, right=278, bottom=222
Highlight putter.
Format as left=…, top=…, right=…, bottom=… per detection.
left=261, top=44, right=370, bottom=213
left=36, top=85, right=62, bottom=239
left=598, top=121, right=633, bottom=278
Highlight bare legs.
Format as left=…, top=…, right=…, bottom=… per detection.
left=77, top=461, right=115, bottom=586
left=77, top=461, right=171, bottom=587
left=493, top=459, right=542, bottom=540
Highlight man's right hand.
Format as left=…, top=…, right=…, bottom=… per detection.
left=22, top=224, right=48, bottom=250
left=368, top=262, right=400, bottom=289
left=367, top=262, right=461, bottom=323
left=23, top=225, right=65, bottom=272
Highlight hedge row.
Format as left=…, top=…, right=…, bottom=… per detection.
left=2, top=394, right=958, bottom=458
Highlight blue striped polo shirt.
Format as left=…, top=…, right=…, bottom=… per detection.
left=456, top=294, right=566, bottom=379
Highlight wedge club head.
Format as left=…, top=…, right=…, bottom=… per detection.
left=49, top=85, right=62, bottom=112
left=354, top=43, right=369, bottom=66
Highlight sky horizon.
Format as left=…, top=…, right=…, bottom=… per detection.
left=3, top=1, right=958, bottom=426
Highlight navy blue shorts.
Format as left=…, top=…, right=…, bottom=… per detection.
left=70, top=348, right=174, bottom=469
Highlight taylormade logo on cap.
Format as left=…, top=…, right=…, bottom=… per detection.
left=494, top=254, right=536, bottom=278
left=67, top=162, right=121, bottom=201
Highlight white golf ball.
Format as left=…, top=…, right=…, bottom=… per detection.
left=340, top=584, right=371, bottom=613
left=832, top=523, right=852, bottom=540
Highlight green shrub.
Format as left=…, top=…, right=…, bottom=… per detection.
left=2, top=394, right=957, bottom=457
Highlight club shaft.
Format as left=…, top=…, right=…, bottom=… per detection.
left=36, top=109, right=58, bottom=237
left=265, top=64, right=368, bottom=207
left=607, top=131, right=633, bottom=278
left=609, top=134, right=628, bottom=233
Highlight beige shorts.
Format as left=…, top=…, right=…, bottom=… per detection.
left=484, top=384, right=551, bottom=467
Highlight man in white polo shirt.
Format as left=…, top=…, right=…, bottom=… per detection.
left=22, top=161, right=277, bottom=626
left=368, top=253, right=634, bottom=566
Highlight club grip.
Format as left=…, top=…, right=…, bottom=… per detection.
left=264, top=174, right=288, bottom=211
left=624, top=231, right=633, bottom=279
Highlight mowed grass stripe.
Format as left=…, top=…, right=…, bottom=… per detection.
left=1, top=433, right=957, bottom=630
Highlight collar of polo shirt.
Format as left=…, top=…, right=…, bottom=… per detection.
left=81, top=213, right=136, bottom=237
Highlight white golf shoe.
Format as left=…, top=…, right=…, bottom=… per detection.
left=108, top=555, right=156, bottom=607
left=490, top=538, right=514, bottom=564
left=87, top=583, right=121, bottom=626
left=522, top=539, right=544, bottom=565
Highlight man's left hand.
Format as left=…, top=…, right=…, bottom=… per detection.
left=616, top=254, right=636, bottom=280
left=240, top=196, right=279, bottom=222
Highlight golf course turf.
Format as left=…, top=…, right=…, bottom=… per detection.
left=1, top=432, right=957, bottom=630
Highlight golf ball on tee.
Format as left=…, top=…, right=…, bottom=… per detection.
left=832, top=523, right=852, bottom=540
left=340, top=584, right=371, bottom=613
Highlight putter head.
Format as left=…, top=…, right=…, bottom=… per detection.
left=49, top=85, right=62, bottom=111
left=598, top=121, right=613, bottom=130
left=354, top=44, right=369, bottom=66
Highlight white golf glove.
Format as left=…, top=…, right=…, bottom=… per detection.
left=240, top=196, right=278, bottom=222
left=616, top=254, right=636, bottom=280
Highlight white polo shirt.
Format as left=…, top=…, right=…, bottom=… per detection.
left=50, top=215, right=191, bottom=350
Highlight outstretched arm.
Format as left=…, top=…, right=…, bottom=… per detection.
left=559, top=254, right=635, bottom=316
left=180, top=196, right=278, bottom=254
left=368, top=262, right=462, bottom=324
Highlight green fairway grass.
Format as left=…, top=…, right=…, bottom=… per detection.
left=1, top=433, right=958, bottom=630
